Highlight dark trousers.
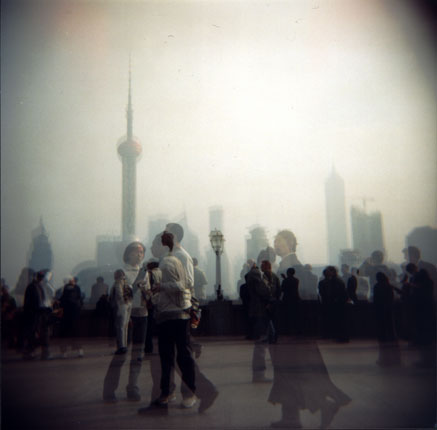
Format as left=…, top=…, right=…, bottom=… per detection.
left=158, top=318, right=195, bottom=397
left=144, top=308, right=155, bottom=353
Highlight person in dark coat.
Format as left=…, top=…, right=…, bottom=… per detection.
left=373, top=272, right=400, bottom=366
left=281, top=268, right=301, bottom=335
left=318, top=266, right=348, bottom=342
left=60, top=277, right=84, bottom=358
left=373, top=272, right=396, bottom=342
left=22, top=271, right=45, bottom=359
left=247, top=265, right=271, bottom=382
left=261, top=260, right=281, bottom=343
left=406, top=263, right=435, bottom=347
left=346, top=271, right=359, bottom=304
left=239, top=275, right=252, bottom=340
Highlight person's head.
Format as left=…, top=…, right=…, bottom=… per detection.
left=151, top=232, right=167, bottom=259
left=123, top=242, right=146, bottom=266
left=403, top=246, right=421, bottom=264
left=351, top=267, right=359, bottom=276
left=370, top=250, right=384, bottom=265
left=274, top=230, right=297, bottom=257
left=376, top=271, right=388, bottom=283
left=97, top=276, right=104, bottom=283
left=261, top=260, right=272, bottom=273
left=405, top=263, right=418, bottom=275
left=36, top=270, right=46, bottom=282
left=341, top=264, right=350, bottom=275
left=161, top=232, right=174, bottom=252
left=192, top=258, right=199, bottom=267
left=257, top=250, right=268, bottom=267
left=304, top=264, right=312, bottom=272
left=165, top=223, right=184, bottom=244
left=286, top=267, right=295, bottom=277
left=325, top=266, right=337, bottom=279
left=114, top=269, right=125, bottom=281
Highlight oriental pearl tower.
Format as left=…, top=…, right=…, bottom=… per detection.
left=117, top=67, right=142, bottom=243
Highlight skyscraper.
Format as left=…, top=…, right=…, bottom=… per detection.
left=27, top=218, right=53, bottom=271
left=117, top=67, right=142, bottom=242
left=350, top=206, right=385, bottom=259
left=325, top=167, right=348, bottom=265
left=246, top=225, right=269, bottom=262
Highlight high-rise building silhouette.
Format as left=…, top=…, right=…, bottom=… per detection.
left=350, top=206, right=385, bottom=259
left=325, top=167, right=348, bottom=265
left=246, top=225, right=269, bottom=262
left=27, top=218, right=53, bottom=272
left=117, top=66, right=142, bottom=243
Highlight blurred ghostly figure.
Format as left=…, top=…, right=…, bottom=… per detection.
left=60, top=276, right=84, bottom=358
left=257, top=247, right=278, bottom=273
left=261, top=260, right=281, bottom=344
left=22, top=270, right=46, bottom=359
left=318, top=266, right=348, bottom=342
left=301, top=264, right=319, bottom=300
left=268, top=339, right=351, bottom=428
left=89, top=277, right=109, bottom=307
left=1, top=280, right=17, bottom=348
left=373, top=272, right=400, bottom=367
left=13, top=267, right=35, bottom=307
left=281, top=268, right=301, bottom=336
left=402, top=246, right=437, bottom=303
left=359, top=250, right=393, bottom=292
left=274, top=230, right=301, bottom=279
left=404, top=263, right=435, bottom=367
left=165, top=223, right=194, bottom=295
left=351, top=267, right=370, bottom=301
left=247, top=264, right=271, bottom=382
left=192, top=258, right=207, bottom=302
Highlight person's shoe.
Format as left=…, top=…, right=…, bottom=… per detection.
left=252, top=374, right=271, bottom=383
left=78, top=349, right=84, bottom=358
left=138, top=404, right=168, bottom=414
left=181, top=395, right=198, bottom=409
left=103, top=395, right=117, bottom=404
left=151, top=395, right=171, bottom=408
left=198, top=390, right=219, bottom=413
left=114, top=347, right=127, bottom=355
left=127, top=392, right=141, bottom=402
left=167, top=392, right=177, bottom=402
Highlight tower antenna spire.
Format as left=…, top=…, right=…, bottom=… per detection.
left=127, top=56, right=133, bottom=141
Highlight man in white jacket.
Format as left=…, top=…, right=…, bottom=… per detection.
left=150, top=231, right=197, bottom=409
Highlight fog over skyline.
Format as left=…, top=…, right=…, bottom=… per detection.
left=1, top=0, right=436, bottom=289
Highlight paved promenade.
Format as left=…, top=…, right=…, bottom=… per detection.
left=2, top=336, right=435, bottom=429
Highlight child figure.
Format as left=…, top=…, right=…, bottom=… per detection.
left=110, top=269, right=133, bottom=354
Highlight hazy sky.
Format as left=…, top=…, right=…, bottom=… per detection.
left=1, top=0, right=436, bottom=288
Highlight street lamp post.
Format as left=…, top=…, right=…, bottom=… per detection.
left=209, top=229, right=225, bottom=301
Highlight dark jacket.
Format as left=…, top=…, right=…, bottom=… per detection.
left=247, top=268, right=270, bottom=318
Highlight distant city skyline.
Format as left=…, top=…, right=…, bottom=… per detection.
left=2, top=0, right=435, bottom=288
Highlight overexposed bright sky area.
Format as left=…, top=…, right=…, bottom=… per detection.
left=1, top=0, right=436, bottom=288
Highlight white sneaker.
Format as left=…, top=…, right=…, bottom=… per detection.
left=78, top=349, right=84, bottom=358
left=181, top=395, right=197, bottom=409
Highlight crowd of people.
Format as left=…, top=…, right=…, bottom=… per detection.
left=238, top=231, right=436, bottom=358
left=1, top=223, right=219, bottom=413
left=1, top=226, right=436, bottom=415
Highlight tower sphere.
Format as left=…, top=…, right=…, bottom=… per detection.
left=117, top=138, right=142, bottom=158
